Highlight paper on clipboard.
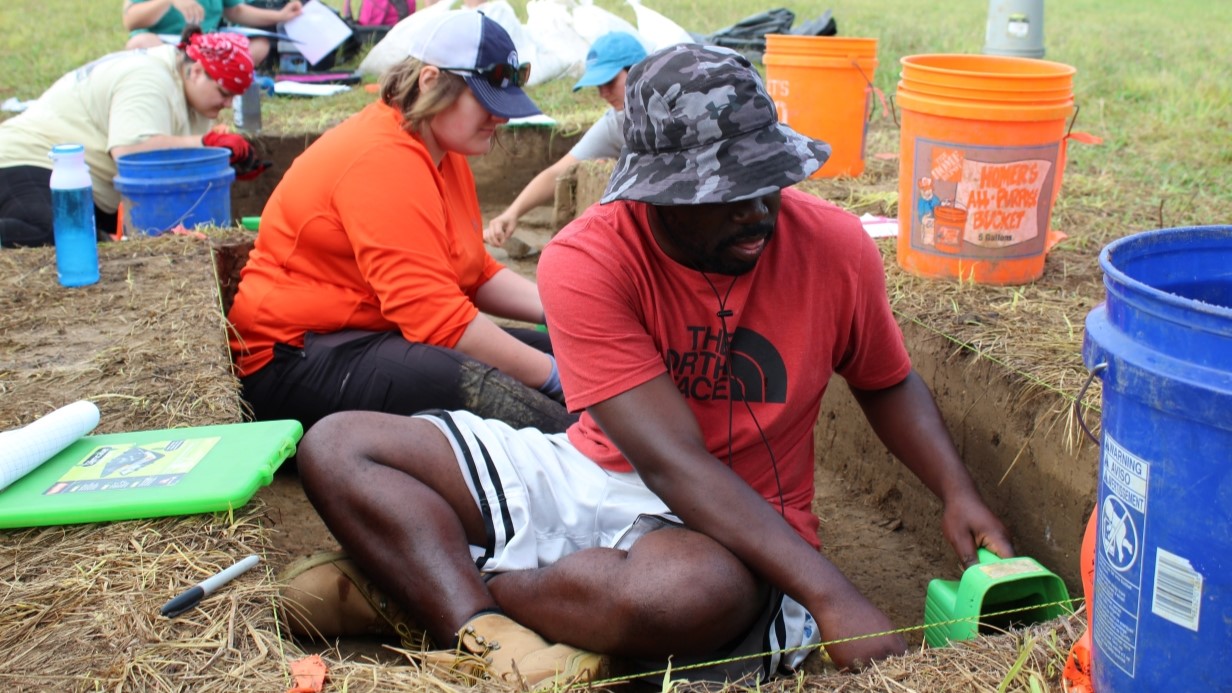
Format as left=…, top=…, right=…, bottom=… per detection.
left=281, top=0, right=353, bottom=65
left=225, top=26, right=296, bottom=41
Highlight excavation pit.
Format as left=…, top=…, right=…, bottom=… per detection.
left=0, top=120, right=1091, bottom=690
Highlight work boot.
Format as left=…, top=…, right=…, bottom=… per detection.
left=417, top=612, right=609, bottom=688
left=278, top=551, right=427, bottom=648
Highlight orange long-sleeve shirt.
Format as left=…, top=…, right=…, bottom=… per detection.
left=227, top=101, right=503, bottom=376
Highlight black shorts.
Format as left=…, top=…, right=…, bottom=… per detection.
left=240, top=328, right=575, bottom=434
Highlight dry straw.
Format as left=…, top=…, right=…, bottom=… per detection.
left=0, top=498, right=1080, bottom=692
left=0, top=233, right=1082, bottom=690
left=0, top=236, right=244, bottom=432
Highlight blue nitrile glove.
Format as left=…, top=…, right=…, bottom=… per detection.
left=538, top=354, right=563, bottom=401
left=256, top=76, right=276, bottom=96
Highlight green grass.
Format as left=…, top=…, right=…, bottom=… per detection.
left=2, top=0, right=1229, bottom=242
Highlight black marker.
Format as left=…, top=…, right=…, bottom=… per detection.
left=160, top=554, right=261, bottom=618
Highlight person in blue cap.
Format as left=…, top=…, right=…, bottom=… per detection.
left=484, top=31, right=647, bottom=251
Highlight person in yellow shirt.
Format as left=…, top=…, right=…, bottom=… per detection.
left=0, top=28, right=256, bottom=248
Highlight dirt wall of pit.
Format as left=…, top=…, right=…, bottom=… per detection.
left=231, top=125, right=582, bottom=219
left=814, top=325, right=1098, bottom=589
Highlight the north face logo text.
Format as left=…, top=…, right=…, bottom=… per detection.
left=666, top=326, right=787, bottom=403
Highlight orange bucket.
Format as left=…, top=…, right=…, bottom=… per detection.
left=763, top=35, right=878, bottom=178
left=932, top=204, right=968, bottom=254
left=896, top=54, right=1076, bottom=285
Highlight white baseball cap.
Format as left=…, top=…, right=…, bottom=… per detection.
left=406, top=10, right=540, bottom=119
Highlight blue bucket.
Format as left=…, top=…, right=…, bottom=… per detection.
left=1081, top=225, right=1232, bottom=691
left=113, top=147, right=234, bottom=237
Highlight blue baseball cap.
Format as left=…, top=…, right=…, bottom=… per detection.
left=572, top=31, right=648, bottom=92
left=405, top=10, right=540, bottom=119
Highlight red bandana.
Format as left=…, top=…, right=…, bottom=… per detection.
left=182, top=32, right=254, bottom=94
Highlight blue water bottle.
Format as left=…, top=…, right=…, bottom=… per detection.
left=49, top=143, right=100, bottom=287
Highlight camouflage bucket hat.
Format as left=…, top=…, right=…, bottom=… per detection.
left=601, top=44, right=831, bottom=206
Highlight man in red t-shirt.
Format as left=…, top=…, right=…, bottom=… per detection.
left=285, top=44, right=1013, bottom=687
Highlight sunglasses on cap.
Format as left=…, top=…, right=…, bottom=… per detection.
left=441, top=62, right=532, bottom=89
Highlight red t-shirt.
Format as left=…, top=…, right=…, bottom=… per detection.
left=538, top=187, right=911, bottom=547
left=227, top=101, right=503, bottom=376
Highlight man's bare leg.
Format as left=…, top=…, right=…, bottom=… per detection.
left=298, top=411, right=495, bottom=643
left=489, top=529, right=765, bottom=658
left=296, top=411, right=765, bottom=656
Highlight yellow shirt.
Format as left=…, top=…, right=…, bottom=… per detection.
left=0, top=45, right=212, bottom=212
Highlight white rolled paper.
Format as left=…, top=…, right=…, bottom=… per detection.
left=0, top=401, right=101, bottom=491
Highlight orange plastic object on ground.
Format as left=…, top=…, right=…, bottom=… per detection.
left=1063, top=508, right=1097, bottom=693
left=287, top=654, right=328, bottom=693
left=168, top=224, right=208, bottom=240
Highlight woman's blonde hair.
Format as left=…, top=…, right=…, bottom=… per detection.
left=380, top=58, right=468, bottom=134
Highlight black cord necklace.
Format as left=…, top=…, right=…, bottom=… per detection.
left=702, top=271, right=740, bottom=467
left=700, top=271, right=787, bottom=518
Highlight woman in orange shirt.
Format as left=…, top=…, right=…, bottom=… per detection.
left=227, top=10, right=572, bottom=433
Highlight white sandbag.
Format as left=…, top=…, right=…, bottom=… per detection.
left=357, top=1, right=535, bottom=78
left=570, top=0, right=642, bottom=47
left=357, top=0, right=459, bottom=77
left=626, top=0, right=693, bottom=52
left=525, top=0, right=591, bottom=84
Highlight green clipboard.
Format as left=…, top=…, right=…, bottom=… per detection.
left=0, top=420, right=302, bottom=529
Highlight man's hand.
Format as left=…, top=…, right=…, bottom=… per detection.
left=812, top=587, right=907, bottom=671
left=847, top=371, right=1016, bottom=569
left=485, top=210, right=517, bottom=246
left=941, top=491, right=1015, bottom=568
left=172, top=0, right=205, bottom=25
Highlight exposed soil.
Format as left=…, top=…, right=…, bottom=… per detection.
left=0, top=193, right=1066, bottom=689
left=252, top=206, right=960, bottom=652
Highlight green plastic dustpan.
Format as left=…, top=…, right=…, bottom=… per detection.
left=923, top=548, right=1072, bottom=647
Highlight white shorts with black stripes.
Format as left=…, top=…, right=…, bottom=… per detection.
left=414, top=409, right=821, bottom=682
